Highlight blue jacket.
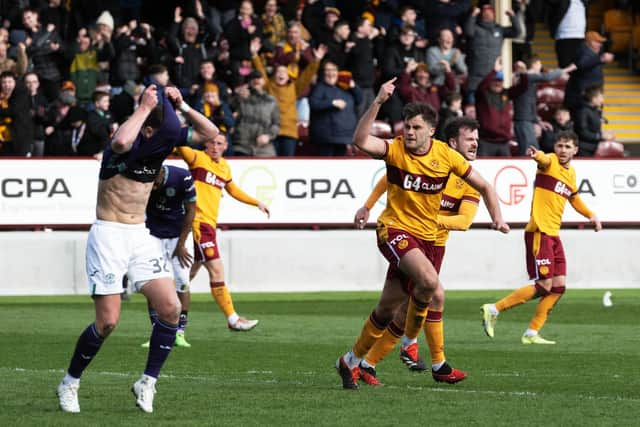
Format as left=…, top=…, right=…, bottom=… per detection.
left=564, top=43, right=604, bottom=111
left=309, top=82, right=362, bottom=146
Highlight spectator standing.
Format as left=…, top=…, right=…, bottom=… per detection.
left=475, top=57, right=528, bottom=157
left=189, top=59, right=231, bottom=107
left=23, top=8, right=65, bottom=102
left=252, top=39, right=325, bottom=156
left=25, top=71, right=50, bottom=157
left=110, top=80, right=141, bottom=125
left=110, top=21, right=155, bottom=89
left=76, top=91, right=116, bottom=157
left=325, top=20, right=350, bottom=70
left=436, top=92, right=464, bottom=140
left=540, top=107, right=573, bottom=152
left=225, top=0, right=263, bottom=83
left=0, top=39, right=27, bottom=76
left=232, top=70, right=280, bottom=156
left=563, top=31, right=613, bottom=116
left=0, top=71, right=33, bottom=156
left=261, top=0, right=287, bottom=49
left=574, top=85, right=613, bottom=157
left=546, top=0, right=590, bottom=68
left=346, top=17, right=383, bottom=117
left=380, top=25, right=425, bottom=123
left=308, top=60, right=362, bottom=156
left=303, top=2, right=340, bottom=46
left=464, top=4, right=521, bottom=104
left=422, top=0, right=471, bottom=45
left=513, top=56, right=575, bottom=155
left=168, top=8, right=213, bottom=96
left=69, top=28, right=115, bottom=107
left=426, top=28, right=467, bottom=87
left=397, top=60, right=456, bottom=111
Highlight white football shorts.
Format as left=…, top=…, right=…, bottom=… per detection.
left=86, top=220, right=173, bottom=295
left=158, top=232, right=193, bottom=292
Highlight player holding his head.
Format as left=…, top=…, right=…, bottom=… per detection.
left=175, top=133, right=269, bottom=331
left=56, top=84, right=218, bottom=413
left=335, top=78, right=510, bottom=389
left=481, top=131, right=601, bottom=344
left=352, top=117, right=482, bottom=385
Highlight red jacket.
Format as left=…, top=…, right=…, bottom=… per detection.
left=397, top=70, right=456, bottom=111
left=475, top=70, right=528, bottom=143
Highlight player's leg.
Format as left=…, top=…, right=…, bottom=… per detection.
left=482, top=231, right=548, bottom=338
left=399, top=248, right=440, bottom=345
left=172, top=234, right=194, bottom=347
left=336, top=274, right=407, bottom=389
left=133, top=277, right=181, bottom=413
left=58, top=221, right=127, bottom=412
left=425, top=285, right=467, bottom=383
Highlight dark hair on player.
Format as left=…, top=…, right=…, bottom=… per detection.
left=555, top=130, right=579, bottom=146
left=444, top=116, right=479, bottom=143
left=402, top=102, right=438, bottom=128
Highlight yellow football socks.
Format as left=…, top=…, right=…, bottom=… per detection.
left=365, top=321, right=403, bottom=366
left=404, top=297, right=429, bottom=340
left=353, top=312, right=387, bottom=359
left=210, top=282, right=235, bottom=317
left=529, top=291, right=563, bottom=331
left=424, top=310, right=445, bottom=365
left=495, top=284, right=537, bottom=312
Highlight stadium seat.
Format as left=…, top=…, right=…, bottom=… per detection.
left=370, top=120, right=393, bottom=138
left=536, top=86, right=565, bottom=106
left=603, top=9, right=633, bottom=55
left=595, top=140, right=625, bottom=158
left=295, top=121, right=319, bottom=156
left=537, top=103, right=554, bottom=122
left=509, top=140, right=519, bottom=157
left=632, top=24, right=640, bottom=71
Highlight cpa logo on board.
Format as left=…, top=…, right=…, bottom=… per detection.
left=494, top=165, right=528, bottom=206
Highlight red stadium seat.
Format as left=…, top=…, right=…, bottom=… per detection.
left=537, top=103, right=554, bottom=122
left=536, top=87, right=565, bottom=106
left=370, top=120, right=393, bottom=139
left=295, top=121, right=319, bottom=156
left=595, top=140, right=625, bottom=158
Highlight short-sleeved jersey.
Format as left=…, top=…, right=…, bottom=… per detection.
left=525, top=153, right=576, bottom=236
left=146, top=165, right=196, bottom=239
left=436, top=176, right=480, bottom=246
left=379, top=137, right=472, bottom=241
left=99, top=92, right=189, bottom=183
left=176, top=146, right=231, bottom=227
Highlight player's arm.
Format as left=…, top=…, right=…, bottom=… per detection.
left=166, top=86, right=219, bottom=144
left=464, top=169, right=509, bottom=233
left=174, top=146, right=198, bottom=166
left=352, top=78, right=397, bottom=158
left=111, top=85, right=159, bottom=153
left=354, top=175, right=387, bottom=229
left=526, top=145, right=552, bottom=169
left=225, top=182, right=270, bottom=218
left=569, top=193, right=602, bottom=231
left=437, top=198, right=479, bottom=231
left=173, top=200, right=196, bottom=268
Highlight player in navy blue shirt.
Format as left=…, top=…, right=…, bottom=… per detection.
left=143, top=165, right=197, bottom=348
left=57, top=85, right=218, bottom=414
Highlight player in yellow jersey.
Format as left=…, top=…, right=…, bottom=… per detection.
left=352, top=117, right=481, bottom=386
left=175, top=133, right=270, bottom=331
left=335, top=78, right=510, bottom=389
left=481, top=130, right=601, bottom=344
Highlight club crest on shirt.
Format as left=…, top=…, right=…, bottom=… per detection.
left=398, top=239, right=409, bottom=250
left=431, top=160, right=439, bottom=168
left=455, top=178, right=464, bottom=188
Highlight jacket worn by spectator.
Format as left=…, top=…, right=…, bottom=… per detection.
left=167, top=23, right=213, bottom=92
left=70, top=41, right=115, bottom=104
left=76, top=109, right=113, bottom=156
left=0, top=82, right=33, bottom=156
left=308, top=81, right=362, bottom=147
left=564, top=42, right=605, bottom=112
left=233, top=89, right=280, bottom=156
left=464, top=13, right=521, bottom=93
left=252, top=54, right=320, bottom=140
left=27, top=28, right=64, bottom=83
left=476, top=70, right=528, bottom=143
left=513, top=69, right=563, bottom=122
left=422, top=0, right=472, bottom=44
left=574, top=102, right=602, bottom=156
left=426, top=45, right=467, bottom=87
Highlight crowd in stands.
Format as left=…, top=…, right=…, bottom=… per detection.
left=0, top=0, right=635, bottom=158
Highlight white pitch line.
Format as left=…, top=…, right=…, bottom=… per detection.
left=3, top=367, right=639, bottom=402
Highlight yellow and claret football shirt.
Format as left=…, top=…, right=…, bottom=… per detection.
left=175, top=146, right=231, bottom=227
left=525, top=152, right=579, bottom=236
left=436, top=177, right=480, bottom=246
left=378, top=137, right=472, bottom=241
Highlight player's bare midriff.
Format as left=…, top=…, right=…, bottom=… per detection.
left=96, top=175, right=153, bottom=224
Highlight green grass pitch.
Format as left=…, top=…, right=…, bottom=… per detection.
left=1, top=290, right=638, bottom=426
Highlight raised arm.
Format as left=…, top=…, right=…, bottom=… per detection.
left=166, top=86, right=219, bottom=144
left=353, top=78, right=396, bottom=158
left=110, top=84, right=158, bottom=153
left=526, top=146, right=552, bottom=169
